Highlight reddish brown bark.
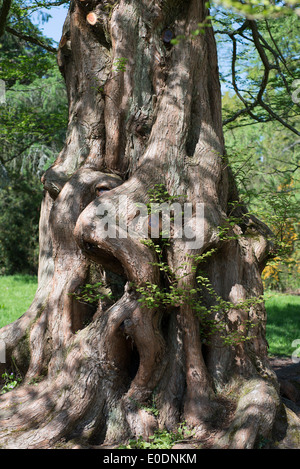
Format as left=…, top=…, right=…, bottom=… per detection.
left=0, top=0, right=299, bottom=449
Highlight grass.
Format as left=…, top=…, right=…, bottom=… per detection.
left=265, top=291, right=300, bottom=357
left=0, top=275, right=38, bottom=328
left=0, top=276, right=299, bottom=357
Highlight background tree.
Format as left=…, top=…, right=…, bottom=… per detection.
left=224, top=116, right=300, bottom=291
left=0, top=0, right=299, bottom=449
left=217, top=9, right=300, bottom=292
left=0, top=12, right=68, bottom=273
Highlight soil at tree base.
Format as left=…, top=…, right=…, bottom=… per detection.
left=269, top=355, right=300, bottom=418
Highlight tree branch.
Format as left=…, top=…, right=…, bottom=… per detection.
left=0, top=0, right=12, bottom=38
left=222, top=20, right=300, bottom=136
left=258, top=100, right=300, bottom=136
left=21, top=0, right=69, bottom=9
left=223, top=22, right=269, bottom=126
left=5, top=26, right=57, bottom=53
left=247, top=20, right=270, bottom=103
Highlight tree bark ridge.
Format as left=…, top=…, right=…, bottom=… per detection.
left=0, top=0, right=299, bottom=449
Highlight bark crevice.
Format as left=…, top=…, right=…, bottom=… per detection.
left=1, top=0, right=300, bottom=449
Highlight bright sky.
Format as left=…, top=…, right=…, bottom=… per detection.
left=32, top=5, right=68, bottom=43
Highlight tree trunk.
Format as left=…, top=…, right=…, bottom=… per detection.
left=0, top=0, right=299, bottom=449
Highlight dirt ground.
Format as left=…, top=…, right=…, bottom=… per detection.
left=269, top=355, right=300, bottom=417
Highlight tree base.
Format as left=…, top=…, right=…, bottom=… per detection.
left=1, top=315, right=300, bottom=450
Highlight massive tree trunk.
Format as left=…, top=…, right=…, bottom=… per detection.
left=0, top=0, right=299, bottom=449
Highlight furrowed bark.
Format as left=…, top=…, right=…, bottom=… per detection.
left=0, top=0, right=299, bottom=449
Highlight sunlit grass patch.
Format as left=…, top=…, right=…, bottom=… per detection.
left=0, top=276, right=299, bottom=359
left=265, top=292, right=300, bottom=357
left=0, top=275, right=37, bottom=328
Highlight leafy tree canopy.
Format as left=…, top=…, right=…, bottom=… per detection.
left=0, top=0, right=68, bottom=274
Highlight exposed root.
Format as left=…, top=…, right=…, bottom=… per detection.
left=213, top=378, right=281, bottom=449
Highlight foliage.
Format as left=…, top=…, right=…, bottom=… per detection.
left=215, top=8, right=300, bottom=135
left=0, top=9, right=68, bottom=274
left=113, top=57, right=128, bottom=73
left=0, top=31, right=54, bottom=86
left=0, top=177, right=42, bottom=274
left=137, top=186, right=263, bottom=348
left=0, top=23, right=67, bottom=171
left=218, top=10, right=300, bottom=291
left=217, top=0, right=300, bottom=19
left=0, top=0, right=65, bottom=52
left=0, top=63, right=67, bottom=171
left=0, top=371, right=22, bottom=394
left=224, top=117, right=299, bottom=291
left=119, top=423, right=193, bottom=449
left=69, top=282, right=114, bottom=305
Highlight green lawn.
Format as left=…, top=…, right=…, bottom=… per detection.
left=0, top=276, right=299, bottom=357
left=0, top=275, right=38, bottom=328
left=265, top=292, right=300, bottom=357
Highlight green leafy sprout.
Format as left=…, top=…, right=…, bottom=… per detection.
left=135, top=185, right=264, bottom=347
left=119, top=422, right=193, bottom=449
left=113, top=57, right=128, bottom=73
left=69, top=281, right=114, bottom=305
left=1, top=371, right=22, bottom=395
